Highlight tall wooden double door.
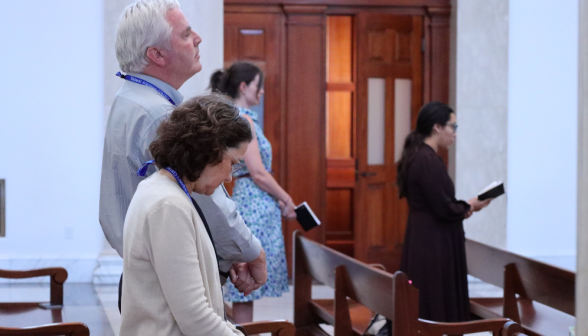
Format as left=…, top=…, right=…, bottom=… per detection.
left=224, top=2, right=450, bottom=274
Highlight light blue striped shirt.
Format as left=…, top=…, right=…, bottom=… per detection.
left=99, top=73, right=261, bottom=271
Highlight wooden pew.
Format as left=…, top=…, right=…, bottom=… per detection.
left=0, top=323, right=89, bottom=336
left=0, top=267, right=90, bottom=335
left=466, top=239, right=576, bottom=336
left=294, top=231, right=526, bottom=336
left=335, top=265, right=527, bottom=336
left=236, top=320, right=296, bottom=336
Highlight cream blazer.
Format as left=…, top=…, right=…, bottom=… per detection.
left=120, top=172, right=243, bottom=336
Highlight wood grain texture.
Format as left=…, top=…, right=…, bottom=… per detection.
left=354, top=13, right=421, bottom=273
left=326, top=91, right=353, bottom=158
left=283, top=9, right=327, bottom=274
left=227, top=0, right=449, bottom=6
left=293, top=233, right=525, bottom=336
left=225, top=12, right=285, bottom=186
left=467, top=238, right=576, bottom=336
left=327, top=16, right=352, bottom=83
left=325, top=189, right=353, bottom=238
left=0, top=323, right=89, bottom=336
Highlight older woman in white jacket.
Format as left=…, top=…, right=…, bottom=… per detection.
left=120, top=94, right=253, bottom=336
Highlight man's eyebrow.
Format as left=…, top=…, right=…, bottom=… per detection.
left=183, top=26, right=192, bottom=35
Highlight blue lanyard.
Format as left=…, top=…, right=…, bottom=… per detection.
left=116, top=72, right=177, bottom=106
left=137, top=160, right=190, bottom=199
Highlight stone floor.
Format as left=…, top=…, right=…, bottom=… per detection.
left=1, top=279, right=501, bottom=335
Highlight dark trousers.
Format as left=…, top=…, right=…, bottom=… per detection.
left=118, top=273, right=123, bottom=313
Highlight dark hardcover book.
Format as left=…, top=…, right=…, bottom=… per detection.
left=478, top=181, right=505, bottom=201
left=295, top=201, right=321, bottom=232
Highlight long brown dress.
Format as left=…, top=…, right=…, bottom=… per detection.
left=399, top=144, right=471, bottom=322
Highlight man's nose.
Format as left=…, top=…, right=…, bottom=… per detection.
left=194, top=32, right=202, bottom=45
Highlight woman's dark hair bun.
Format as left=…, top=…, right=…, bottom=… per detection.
left=209, top=69, right=228, bottom=93
left=208, top=62, right=263, bottom=99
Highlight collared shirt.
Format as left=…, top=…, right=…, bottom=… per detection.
left=99, top=73, right=261, bottom=270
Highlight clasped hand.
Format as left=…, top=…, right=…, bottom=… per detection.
left=228, top=250, right=268, bottom=296
left=278, top=199, right=297, bottom=220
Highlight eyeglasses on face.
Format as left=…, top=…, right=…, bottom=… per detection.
left=228, top=150, right=245, bottom=174
left=446, top=122, right=458, bottom=133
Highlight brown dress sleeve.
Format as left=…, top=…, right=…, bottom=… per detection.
left=414, top=151, right=471, bottom=222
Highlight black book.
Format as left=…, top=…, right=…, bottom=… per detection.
left=478, top=181, right=505, bottom=201
left=295, top=201, right=321, bottom=232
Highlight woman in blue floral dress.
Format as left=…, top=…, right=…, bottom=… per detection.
left=210, top=62, right=296, bottom=323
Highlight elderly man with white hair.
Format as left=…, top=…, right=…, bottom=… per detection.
left=99, top=0, right=266, bottom=329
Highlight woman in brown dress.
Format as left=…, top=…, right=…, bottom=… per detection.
left=397, top=101, right=491, bottom=322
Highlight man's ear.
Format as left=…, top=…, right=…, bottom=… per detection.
left=146, top=47, right=166, bottom=67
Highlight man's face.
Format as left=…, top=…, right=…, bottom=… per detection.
left=165, top=8, right=202, bottom=80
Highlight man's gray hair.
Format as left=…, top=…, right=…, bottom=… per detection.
left=116, top=0, right=180, bottom=73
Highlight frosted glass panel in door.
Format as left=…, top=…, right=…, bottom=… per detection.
left=368, top=78, right=386, bottom=165
left=394, top=79, right=412, bottom=162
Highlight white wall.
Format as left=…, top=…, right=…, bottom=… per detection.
left=0, top=1, right=105, bottom=282
left=454, top=0, right=509, bottom=249
left=507, top=0, right=578, bottom=269
left=576, top=0, right=588, bottom=328
left=104, top=0, right=223, bottom=124
left=0, top=0, right=223, bottom=283
left=177, top=1, right=224, bottom=99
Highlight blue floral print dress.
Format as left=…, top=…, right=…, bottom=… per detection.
left=223, top=107, right=289, bottom=302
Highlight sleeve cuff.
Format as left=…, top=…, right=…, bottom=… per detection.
left=239, top=235, right=262, bottom=263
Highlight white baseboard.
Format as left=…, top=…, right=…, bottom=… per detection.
left=93, top=254, right=123, bottom=285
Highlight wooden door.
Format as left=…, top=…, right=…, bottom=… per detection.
left=224, top=10, right=285, bottom=194
left=354, top=13, right=423, bottom=272
left=325, top=16, right=356, bottom=257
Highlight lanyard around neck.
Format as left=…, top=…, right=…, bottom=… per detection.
left=116, top=72, right=177, bottom=106
left=137, top=160, right=190, bottom=199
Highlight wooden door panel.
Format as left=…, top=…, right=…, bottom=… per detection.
left=355, top=14, right=422, bottom=273
left=366, top=183, right=386, bottom=246
left=225, top=13, right=284, bottom=186
left=238, top=30, right=266, bottom=60
left=325, top=15, right=355, bottom=257
left=327, top=91, right=353, bottom=158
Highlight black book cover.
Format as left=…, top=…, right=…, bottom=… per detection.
left=294, top=201, right=321, bottom=232
left=478, top=181, right=505, bottom=201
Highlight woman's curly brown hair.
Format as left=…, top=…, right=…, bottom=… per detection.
left=149, top=93, right=252, bottom=182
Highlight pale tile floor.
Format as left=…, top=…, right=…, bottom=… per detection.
left=3, top=279, right=501, bottom=336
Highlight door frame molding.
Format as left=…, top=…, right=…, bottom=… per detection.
left=224, top=0, right=452, bottom=272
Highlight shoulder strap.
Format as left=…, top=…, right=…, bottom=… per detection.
left=190, top=197, right=230, bottom=282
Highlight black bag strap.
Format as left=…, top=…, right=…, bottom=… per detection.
left=190, top=197, right=230, bottom=281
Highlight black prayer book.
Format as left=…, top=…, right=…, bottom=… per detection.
left=295, top=201, right=321, bottom=231
left=478, top=181, right=505, bottom=201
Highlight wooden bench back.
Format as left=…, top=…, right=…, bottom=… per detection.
left=294, top=232, right=526, bottom=336
left=294, top=231, right=420, bottom=334
left=334, top=251, right=522, bottom=336
left=294, top=231, right=397, bottom=315
left=466, top=239, right=575, bottom=316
